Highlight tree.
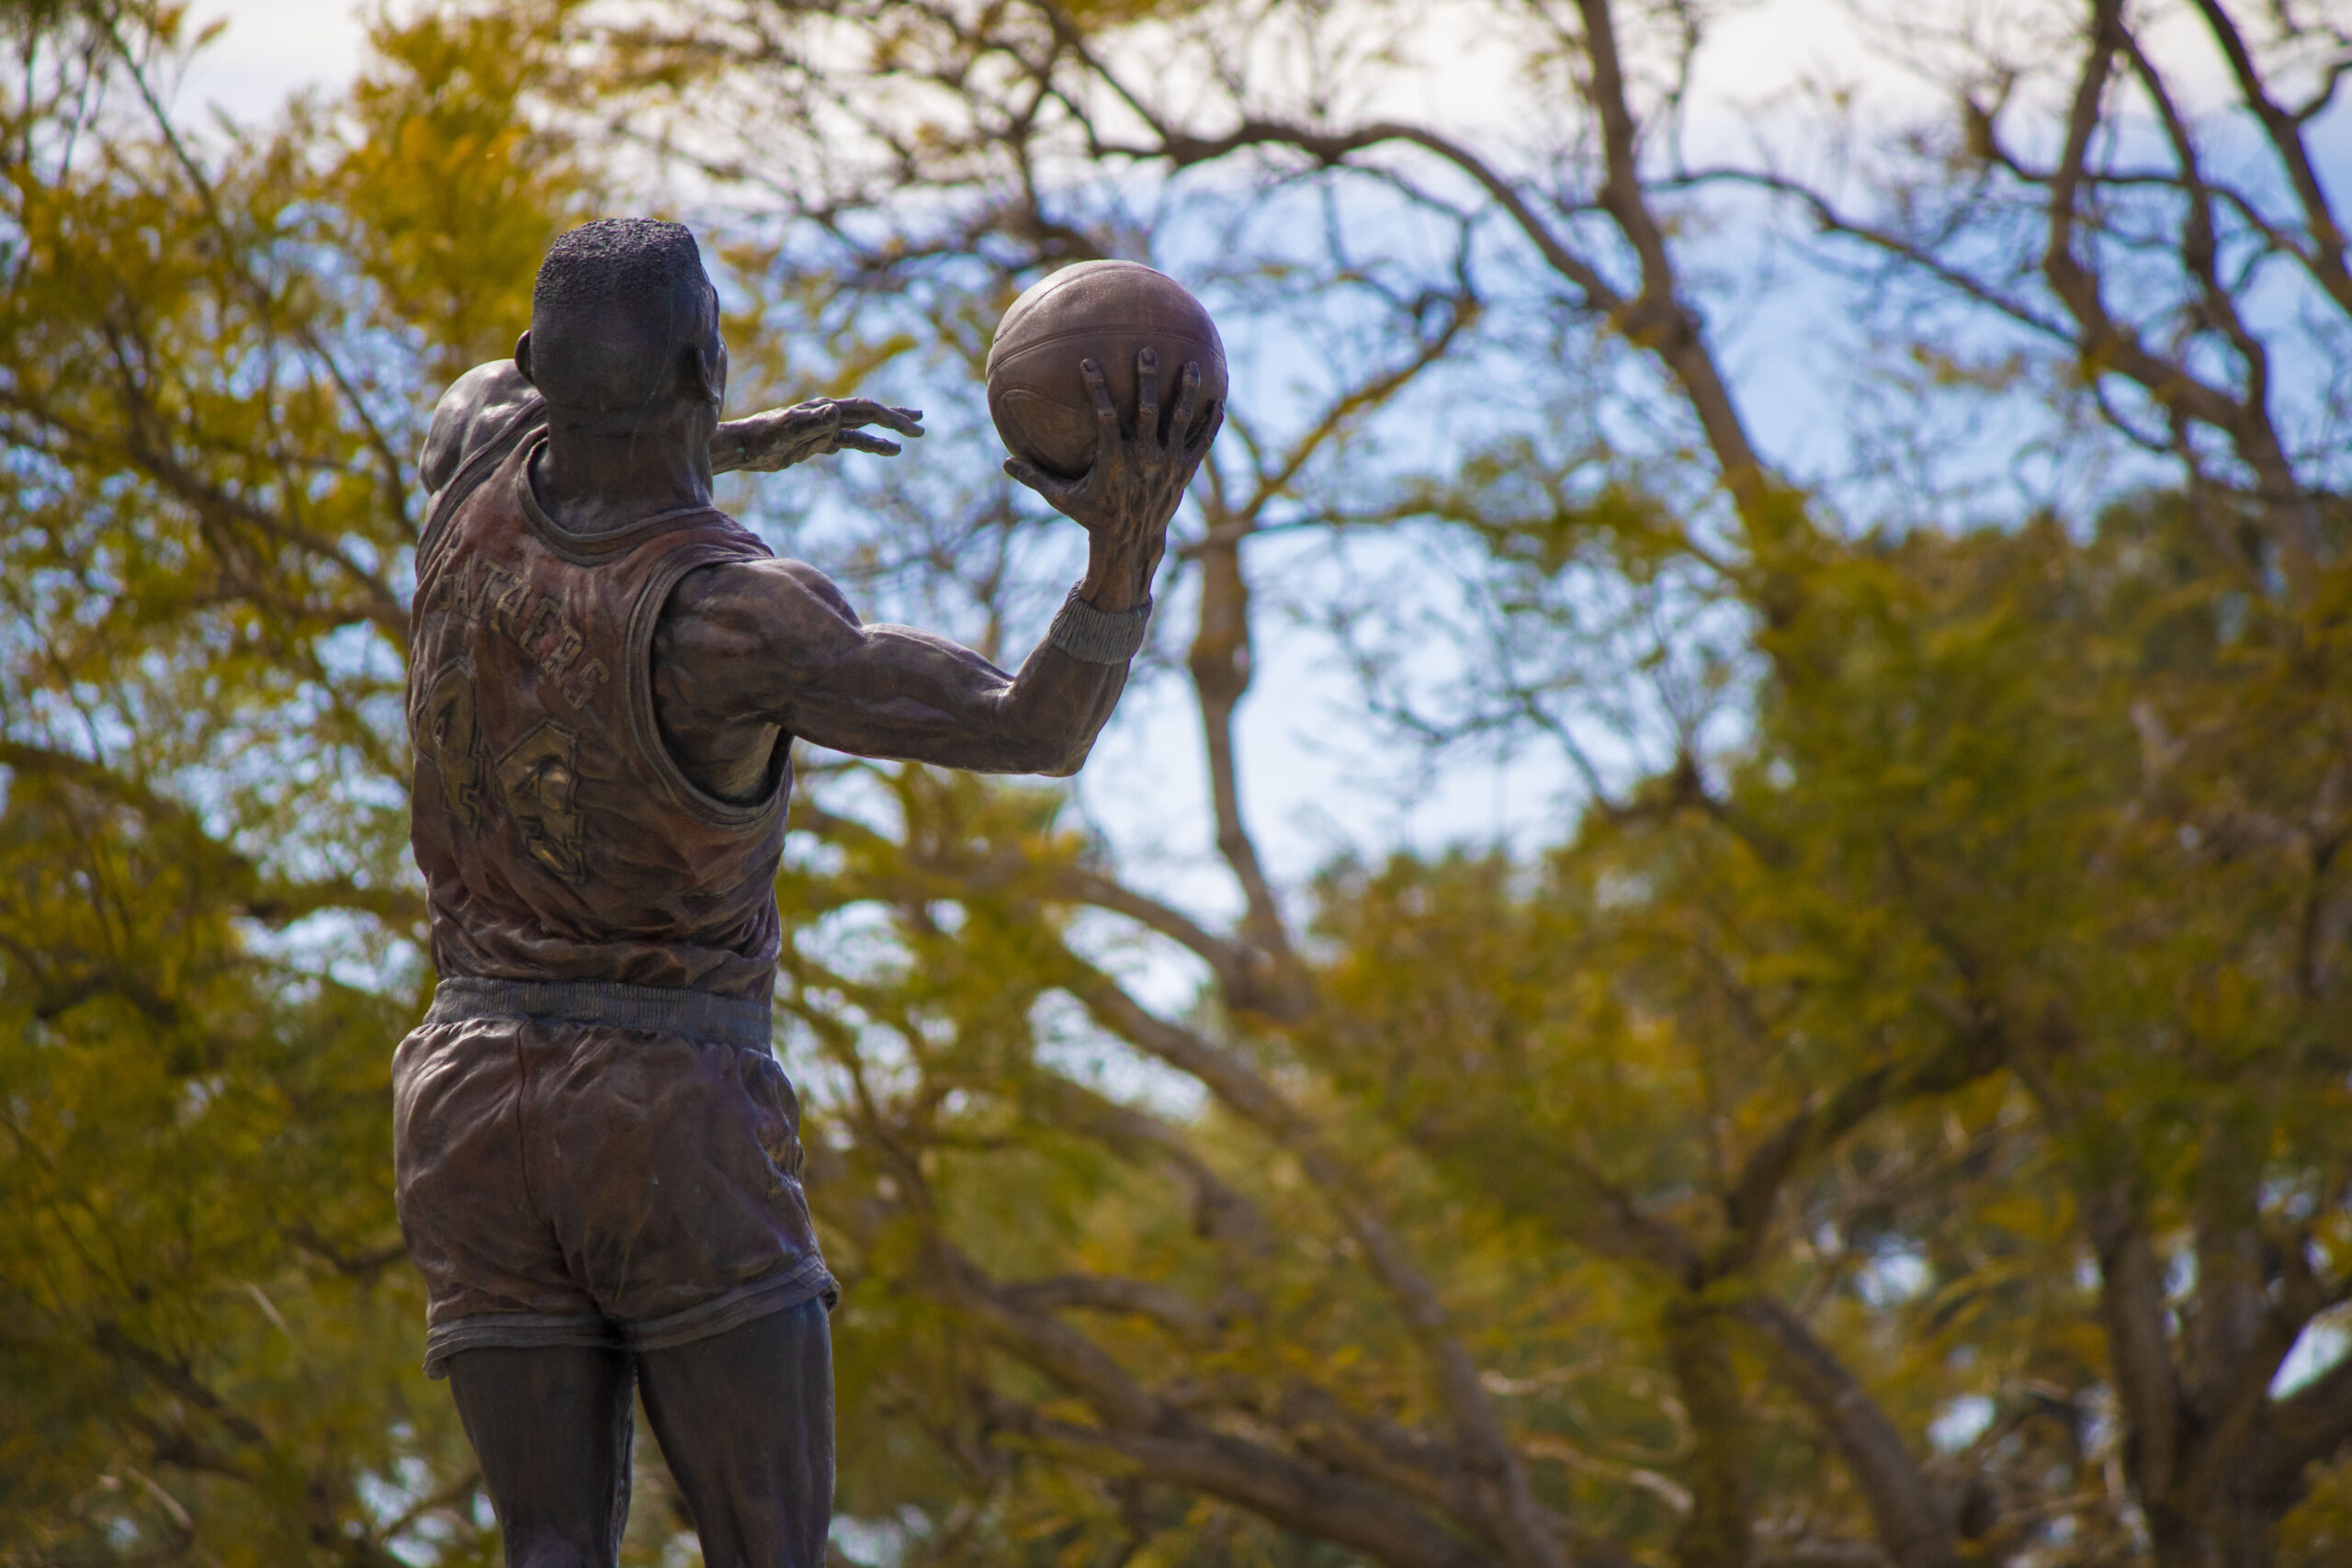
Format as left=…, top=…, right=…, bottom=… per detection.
left=587, top=0, right=2352, bottom=1562
left=0, top=1, right=585, bottom=1558
left=3, top=0, right=2348, bottom=1565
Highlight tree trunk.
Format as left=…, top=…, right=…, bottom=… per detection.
left=1662, top=1300, right=1753, bottom=1568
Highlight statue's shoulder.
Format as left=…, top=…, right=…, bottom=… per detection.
left=420, top=360, right=545, bottom=496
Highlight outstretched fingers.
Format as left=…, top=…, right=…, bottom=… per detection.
left=834, top=430, right=903, bottom=456
left=835, top=400, right=925, bottom=439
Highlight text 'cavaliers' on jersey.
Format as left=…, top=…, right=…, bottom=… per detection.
left=408, top=435, right=788, bottom=1002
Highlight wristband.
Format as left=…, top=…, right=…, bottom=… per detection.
left=1047, top=584, right=1153, bottom=663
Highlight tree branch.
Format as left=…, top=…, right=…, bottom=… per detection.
left=2186, top=0, right=2352, bottom=320
left=1001, top=1271, right=1220, bottom=1343
left=1735, top=1297, right=1955, bottom=1568
left=1063, top=962, right=1569, bottom=1568
left=979, top=1392, right=1504, bottom=1568
left=2040, top=0, right=2320, bottom=592
left=1719, top=1019, right=2007, bottom=1272
left=0, top=741, right=424, bottom=927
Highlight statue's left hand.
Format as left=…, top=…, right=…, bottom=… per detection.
left=717, top=399, right=925, bottom=474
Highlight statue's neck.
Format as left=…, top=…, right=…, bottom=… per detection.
left=530, top=412, right=717, bottom=536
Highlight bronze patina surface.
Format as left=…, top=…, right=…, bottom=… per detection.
left=395, top=218, right=1216, bottom=1567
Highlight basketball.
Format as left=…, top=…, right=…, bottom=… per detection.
left=985, top=261, right=1227, bottom=480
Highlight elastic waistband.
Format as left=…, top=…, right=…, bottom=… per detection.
left=426, top=976, right=772, bottom=1051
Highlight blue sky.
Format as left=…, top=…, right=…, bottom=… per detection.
left=168, top=0, right=2352, bottom=934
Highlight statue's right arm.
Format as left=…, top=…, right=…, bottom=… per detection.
left=653, top=559, right=1137, bottom=779
left=651, top=350, right=1217, bottom=781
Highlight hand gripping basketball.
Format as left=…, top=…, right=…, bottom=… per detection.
left=1003, top=347, right=1219, bottom=552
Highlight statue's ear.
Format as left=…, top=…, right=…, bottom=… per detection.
left=684, top=340, right=725, bottom=406
left=514, top=331, right=536, bottom=386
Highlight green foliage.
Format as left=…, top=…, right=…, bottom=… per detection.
left=326, top=0, right=589, bottom=382
left=758, top=487, right=2352, bottom=1568
left=4, top=2, right=2350, bottom=1566
left=0, top=0, right=581, bottom=1557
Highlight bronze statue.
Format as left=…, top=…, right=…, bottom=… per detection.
left=395, top=219, right=1216, bottom=1567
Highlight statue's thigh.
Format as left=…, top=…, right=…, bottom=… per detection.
left=446, top=1342, right=637, bottom=1566
left=636, top=1297, right=833, bottom=1568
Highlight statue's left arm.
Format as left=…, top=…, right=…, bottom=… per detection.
left=421, top=358, right=922, bottom=502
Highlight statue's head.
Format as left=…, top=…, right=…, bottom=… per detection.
left=514, top=219, right=726, bottom=435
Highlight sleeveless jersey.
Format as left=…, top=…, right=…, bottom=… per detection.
left=408, top=437, right=788, bottom=1002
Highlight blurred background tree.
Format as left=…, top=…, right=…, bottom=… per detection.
left=2, top=1, right=2348, bottom=1565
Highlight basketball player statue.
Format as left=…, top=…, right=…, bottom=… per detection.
left=395, top=218, right=1217, bottom=1567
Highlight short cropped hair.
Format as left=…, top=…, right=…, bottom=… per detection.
left=526, top=219, right=718, bottom=420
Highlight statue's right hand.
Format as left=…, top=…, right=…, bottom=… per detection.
left=1003, top=349, right=1218, bottom=548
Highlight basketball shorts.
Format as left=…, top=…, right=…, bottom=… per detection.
left=391, top=979, right=836, bottom=1379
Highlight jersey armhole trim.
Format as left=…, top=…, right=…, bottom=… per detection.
left=626, top=541, right=793, bottom=830
left=416, top=395, right=548, bottom=566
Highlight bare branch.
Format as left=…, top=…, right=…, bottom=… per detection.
left=2186, top=0, right=2352, bottom=319
left=2040, top=0, right=2320, bottom=592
